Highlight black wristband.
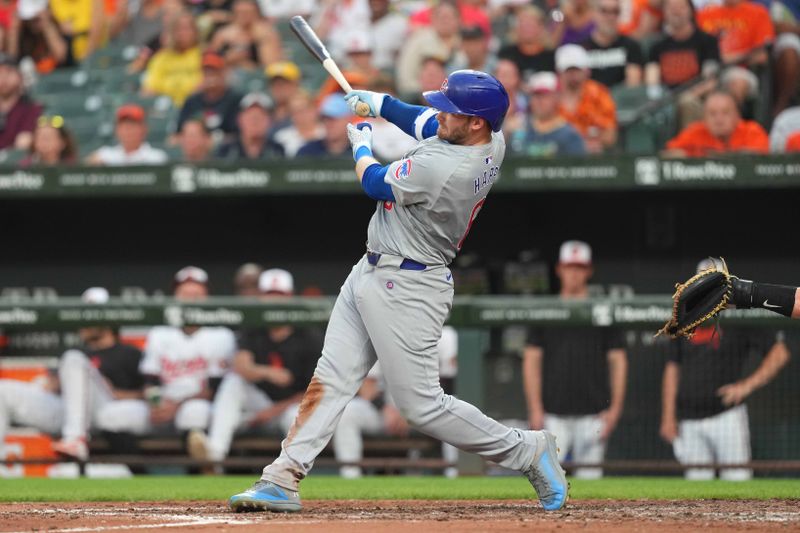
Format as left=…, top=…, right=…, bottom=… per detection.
left=751, top=282, right=796, bottom=317
left=731, top=277, right=754, bottom=308
left=371, top=395, right=385, bottom=411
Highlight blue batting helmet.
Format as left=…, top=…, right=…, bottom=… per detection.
left=423, top=70, right=510, bottom=132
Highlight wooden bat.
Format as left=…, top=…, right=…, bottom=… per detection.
left=289, top=16, right=371, bottom=117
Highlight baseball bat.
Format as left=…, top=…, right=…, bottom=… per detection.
left=289, top=16, right=371, bottom=117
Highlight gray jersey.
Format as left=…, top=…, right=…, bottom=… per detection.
left=366, top=131, right=506, bottom=265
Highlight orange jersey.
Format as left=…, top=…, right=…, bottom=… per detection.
left=697, top=1, right=774, bottom=58
left=786, top=132, right=800, bottom=152
left=619, top=0, right=662, bottom=36
left=559, top=79, right=617, bottom=137
left=666, top=119, right=769, bottom=157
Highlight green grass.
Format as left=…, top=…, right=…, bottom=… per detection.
left=0, top=476, right=798, bottom=502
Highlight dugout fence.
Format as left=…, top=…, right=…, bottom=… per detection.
left=1, top=297, right=798, bottom=477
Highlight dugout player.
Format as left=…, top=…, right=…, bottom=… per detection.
left=660, top=259, right=790, bottom=480
left=188, top=269, right=322, bottom=465
left=229, top=70, right=569, bottom=513
left=135, top=267, right=236, bottom=436
left=0, top=288, right=145, bottom=461
left=522, top=241, right=628, bottom=478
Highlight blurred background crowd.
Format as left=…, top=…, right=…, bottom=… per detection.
left=0, top=0, right=799, bottom=167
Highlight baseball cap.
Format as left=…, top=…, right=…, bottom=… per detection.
left=555, top=44, right=590, bottom=72
left=696, top=258, right=725, bottom=274
left=319, top=94, right=352, bottom=119
left=240, top=91, right=273, bottom=111
left=174, top=265, right=209, bottom=285
left=345, top=32, right=372, bottom=54
left=202, top=51, right=226, bottom=69
left=116, top=104, right=146, bottom=123
left=82, top=287, right=110, bottom=304
left=528, top=71, right=559, bottom=94
left=258, top=268, right=294, bottom=295
left=18, top=0, right=48, bottom=20
left=559, top=240, right=592, bottom=266
left=265, top=61, right=301, bottom=82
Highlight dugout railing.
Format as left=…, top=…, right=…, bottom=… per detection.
left=1, top=296, right=798, bottom=476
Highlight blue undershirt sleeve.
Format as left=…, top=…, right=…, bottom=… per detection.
left=361, top=163, right=395, bottom=202
left=380, top=95, right=439, bottom=140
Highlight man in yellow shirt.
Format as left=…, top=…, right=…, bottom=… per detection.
left=142, top=12, right=202, bottom=106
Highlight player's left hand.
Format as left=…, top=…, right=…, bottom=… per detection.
left=346, top=122, right=373, bottom=158
left=717, top=381, right=753, bottom=406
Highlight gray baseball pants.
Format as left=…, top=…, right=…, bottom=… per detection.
left=262, top=254, right=537, bottom=490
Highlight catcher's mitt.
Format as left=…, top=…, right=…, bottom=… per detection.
left=657, top=258, right=733, bottom=339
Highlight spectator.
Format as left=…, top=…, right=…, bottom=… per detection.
left=20, top=115, right=77, bottom=166
left=660, top=258, right=790, bottom=481
left=177, top=119, right=213, bottom=163
left=124, top=0, right=185, bottom=74
left=697, top=0, right=774, bottom=106
left=522, top=241, right=627, bottom=479
left=142, top=11, right=202, bottom=106
left=270, top=91, right=325, bottom=158
left=209, top=0, right=282, bottom=71
left=188, top=269, right=322, bottom=467
left=138, top=267, right=236, bottom=440
left=49, top=0, right=106, bottom=61
left=555, top=0, right=597, bottom=45
left=497, top=6, right=555, bottom=80
left=0, top=54, right=42, bottom=151
left=449, top=25, right=496, bottom=73
left=0, top=288, right=146, bottom=462
left=87, top=104, right=168, bottom=165
left=645, top=0, right=720, bottom=125
left=556, top=44, right=618, bottom=153
left=265, top=61, right=302, bottom=128
left=296, top=95, right=354, bottom=158
left=259, top=0, right=316, bottom=19
left=312, top=0, right=371, bottom=62
left=217, top=92, right=284, bottom=160
left=664, top=90, right=769, bottom=156
left=176, top=52, right=242, bottom=142
left=396, top=0, right=461, bottom=95
left=7, top=3, right=69, bottom=74
left=510, top=72, right=587, bottom=156
left=367, top=0, right=408, bottom=71
left=582, top=0, right=645, bottom=87
left=769, top=106, right=800, bottom=153
left=770, top=0, right=800, bottom=116
left=413, top=56, right=449, bottom=104
left=110, top=0, right=169, bottom=48
left=342, top=31, right=382, bottom=81
left=233, top=262, right=263, bottom=297
left=494, top=58, right=528, bottom=142
left=619, top=0, right=663, bottom=39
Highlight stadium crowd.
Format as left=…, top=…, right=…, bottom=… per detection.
left=0, top=0, right=798, bottom=164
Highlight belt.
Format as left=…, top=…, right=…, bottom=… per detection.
left=366, top=251, right=427, bottom=271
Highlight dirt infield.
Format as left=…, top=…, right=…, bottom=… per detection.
left=1, top=499, right=798, bottom=532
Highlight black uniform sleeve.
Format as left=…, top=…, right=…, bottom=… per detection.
left=525, top=327, right=544, bottom=349
left=667, top=339, right=682, bottom=364
left=236, top=329, right=257, bottom=353
left=605, top=328, right=626, bottom=352
left=700, top=31, right=721, bottom=65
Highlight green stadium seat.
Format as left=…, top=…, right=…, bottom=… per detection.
left=83, top=41, right=139, bottom=71
left=32, top=68, right=89, bottom=95
left=612, top=85, right=651, bottom=125
left=0, top=148, right=28, bottom=165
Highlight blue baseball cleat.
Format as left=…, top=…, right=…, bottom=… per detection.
left=524, top=431, right=569, bottom=511
left=228, top=480, right=302, bottom=513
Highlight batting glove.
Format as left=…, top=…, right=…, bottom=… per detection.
left=345, top=90, right=386, bottom=118
left=346, top=122, right=374, bottom=161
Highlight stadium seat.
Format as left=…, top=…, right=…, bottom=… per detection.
left=32, top=68, right=89, bottom=95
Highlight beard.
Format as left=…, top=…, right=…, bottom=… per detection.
left=437, top=119, right=472, bottom=144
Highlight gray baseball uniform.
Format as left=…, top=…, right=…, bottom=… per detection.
left=262, top=127, right=538, bottom=491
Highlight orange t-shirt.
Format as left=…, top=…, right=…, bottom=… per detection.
left=697, top=1, right=774, bottom=59
left=619, top=0, right=663, bottom=36
left=785, top=132, right=800, bottom=152
left=559, top=79, right=617, bottom=137
left=666, top=119, right=769, bottom=157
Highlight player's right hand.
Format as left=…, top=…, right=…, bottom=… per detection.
left=344, top=90, right=387, bottom=118
left=659, top=417, right=678, bottom=443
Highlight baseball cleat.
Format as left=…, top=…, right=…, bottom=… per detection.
left=229, top=480, right=302, bottom=513
left=52, top=437, right=89, bottom=462
left=524, top=431, right=569, bottom=511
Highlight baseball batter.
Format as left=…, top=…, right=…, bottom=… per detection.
left=229, top=70, right=568, bottom=512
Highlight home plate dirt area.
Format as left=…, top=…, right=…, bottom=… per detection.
left=1, top=500, right=798, bottom=532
